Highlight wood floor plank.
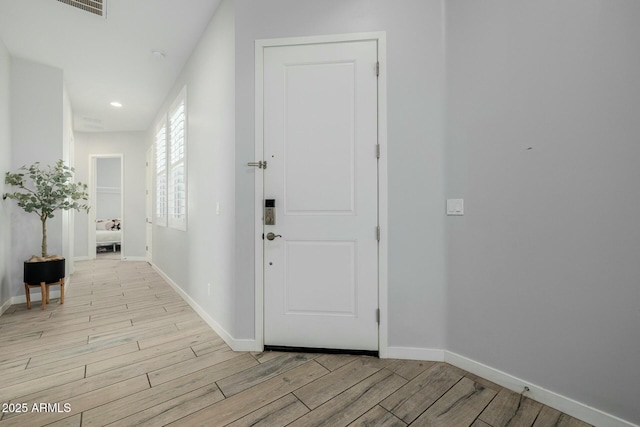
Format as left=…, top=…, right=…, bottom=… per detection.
left=86, top=323, right=178, bottom=345
left=164, top=361, right=329, bottom=427
left=82, top=354, right=258, bottom=427
left=386, top=359, right=435, bottom=381
left=226, top=394, right=309, bottom=427
left=38, top=319, right=133, bottom=342
left=294, top=358, right=383, bottom=410
left=190, top=337, right=228, bottom=356
left=217, top=352, right=318, bottom=397
left=26, top=336, right=141, bottom=369
left=106, top=384, right=225, bottom=427
left=0, top=337, right=89, bottom=364
left=478, top=388, right=542, bottom=427
left=87, top=305, right=166, bottom=323
left=380, top=363, right=464, bottom=424
left=0, top=330, right=42, bottom=346
left=315, top=353, right=359, bottom=371
left=251, top=350, right=286, bottom=364
left=532, top=406, right=593, bottom=427
left=0, top=366, right=85, bottom=402
left=88, top=346, right=196, bottom=379
left=0, top=315, right=89, bottom=335
left=411, top=377, right=497, bottom=427
left=137, top=326, right=219, bottom=351
left=85, top=335, right=199, bottom=376
left=288, top=369, right=407, bottom=427
left=130, top=311, right=200, bottom=328
left=0, top=358, right=29, bottom=374
left=147, top=346, right=242, bottom=387
left=3, top=344, right=138, bottom=387
left=0, top=375, right=150, bottom=427
left=43, top=414, right=82, bottom=427
left=349, top=405, right=407, bottom=427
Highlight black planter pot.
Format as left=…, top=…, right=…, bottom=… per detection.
left=24, top=258, right=65, bottom=285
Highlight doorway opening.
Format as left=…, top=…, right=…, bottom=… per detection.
left=88, top=155, right=124, bottom=260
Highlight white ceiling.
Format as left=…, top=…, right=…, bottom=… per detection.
left=0, top=0, right=221, bottom=132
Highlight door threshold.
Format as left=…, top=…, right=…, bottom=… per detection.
left=264, top=345, right=379, bottom=358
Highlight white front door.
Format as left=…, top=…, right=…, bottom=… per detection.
left=263, top=40, right=379, bottom=351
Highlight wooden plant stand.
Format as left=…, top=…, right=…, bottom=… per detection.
left=24, top=278, right=65, bottom=310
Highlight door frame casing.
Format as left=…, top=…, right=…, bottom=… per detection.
left=254, top=32, right=388, bottom=356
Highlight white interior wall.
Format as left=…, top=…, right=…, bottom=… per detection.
left=9, top=57, right=64, bottom=296
left=445, top=1, right=640, bottom=425
left=73, top=132, right=145, bottom=259
left=0, top=39, right=11, bottom=310
left=150, top=0, right=236, bottom=337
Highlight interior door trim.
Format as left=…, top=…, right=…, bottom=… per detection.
left=254, top=32, right=388, bottom=356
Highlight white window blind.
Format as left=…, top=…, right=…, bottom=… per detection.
left=155, top=123, right=167, bottom=226
left=168, top=89, right=187, bottom=229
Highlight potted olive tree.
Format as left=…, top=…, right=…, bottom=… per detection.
left=4, top=160, right=89, bottom=295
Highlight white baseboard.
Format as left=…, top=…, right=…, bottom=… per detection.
left=386, top=346, right=445, bottom=362
left=382, top=347, right=636, bottom=427
left=152, top=264, right=261, bottom=353
left=0, top=298, right=11, bottom=316
left=443, top=351, right=637, bottom=427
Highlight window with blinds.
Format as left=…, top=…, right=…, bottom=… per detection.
left=168, top=92, right=187, bottom=229
left=155, top=123, right=167, bottom=226
left=154, top=86, right=187, bottom=230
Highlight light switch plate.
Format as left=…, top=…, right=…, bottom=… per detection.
left=447, top=199, right=464, bottom=216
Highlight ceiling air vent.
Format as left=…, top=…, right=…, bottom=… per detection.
left=57, top=0, right=106, bottom=18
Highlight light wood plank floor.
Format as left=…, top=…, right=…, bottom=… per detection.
left=0, top=259, right=593, bottom=427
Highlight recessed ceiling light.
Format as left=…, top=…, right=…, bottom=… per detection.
left=110, top=101, right=123, bottom=108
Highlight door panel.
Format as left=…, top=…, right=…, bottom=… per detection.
left=263, top=40, right=379, bottom=351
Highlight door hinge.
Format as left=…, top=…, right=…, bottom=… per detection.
left=376, top=144, right=380, bottom=159
left=376, top=226, right=381, bottom=242
left=376, top=308, right=380, bottom=324
left=248, top=161, right=267, bottom=169
left=376, top=61, right=380, bottom=77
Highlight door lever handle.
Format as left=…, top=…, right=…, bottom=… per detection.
left=266, top=232, right=282, bottom=241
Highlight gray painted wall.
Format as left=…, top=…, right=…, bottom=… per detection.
left=0, top=40, right=11, bottom=308
left=74, top=132, right=146, bottom=259
left=9, top=58, right=65, bottom=297
left=445, top=1, right=640, bottom=424
left=142, top=1, right=638, bottom=423
left=234, top=0, right=448, bottom=346
left=150, top=0, right=236, bottom=335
